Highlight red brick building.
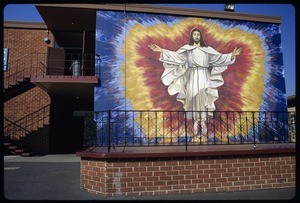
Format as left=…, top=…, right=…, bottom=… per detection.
left=4, top=21, right=53, bottom=154
left=3, top=4, right=295, bottom=197
left=4, top=4, right=295, bottom=155
left=4, top=17, right=97, bottom=155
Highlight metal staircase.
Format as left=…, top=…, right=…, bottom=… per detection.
left=3, top=78, right=35, bottom=102
left=4, top=105, right=50, bottom=156
left=3, top=53, right=47, bottom=101
left=3, top=54, right=49, bottom=156
left=3, top=52, right=100, bottom=155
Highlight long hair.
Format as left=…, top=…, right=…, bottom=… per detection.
left=188, top=28, right=207, bottom=47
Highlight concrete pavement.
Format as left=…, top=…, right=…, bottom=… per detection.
left=3, top=154, right=297, bottom=200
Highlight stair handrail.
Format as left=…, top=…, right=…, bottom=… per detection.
left=4, top=117, right=31, bottom=134
left=4, top=52, right=47, bottom=88
left=7, top=52, right=33, bottom=66
left=4, top=52, right=37, bottom=77
left=4, top=104, right=50, bottom=128
left=4, top=104, right=50, bottom=140
left=4, top=117, right=30, bottom=141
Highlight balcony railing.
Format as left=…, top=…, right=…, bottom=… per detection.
left=84, top=110, right=296, bottom=152
left=4, top=52, right=101, bottom=88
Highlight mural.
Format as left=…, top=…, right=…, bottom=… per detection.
left=94, top=10, right=288, bottom=145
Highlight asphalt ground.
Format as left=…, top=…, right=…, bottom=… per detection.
left=2, top=154, right=297, bottom=201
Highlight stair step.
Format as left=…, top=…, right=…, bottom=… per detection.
left=8, top=146, right=17, bottom=150
left=21, top=152, right=35, bottom=157
left=4, top=143, right=11, bottom=147
left=8, top=82, right=16, bottom=86
left=15, top=149, right=28, bottom=154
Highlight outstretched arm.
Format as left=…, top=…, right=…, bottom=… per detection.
left=148, top=44, right=163, bottom=53
left=149, top=44, right=187, bottom=65
left=232, top=47, right=242, bottom=56
left=230, top=47, right=242, bottom=60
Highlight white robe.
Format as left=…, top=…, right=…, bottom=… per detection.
left=159, top=45, right=235, bottom=119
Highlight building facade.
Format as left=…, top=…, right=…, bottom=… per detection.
left=3, top=4, right=294, bottom=155
left=4, top=21, right=53, bottom=154
left=3, top=19, right=97, bottom=155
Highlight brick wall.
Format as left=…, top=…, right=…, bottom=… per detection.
left=4, top=24, right=53, bottom=121
left=4, top=87, right=50, bottom=122
left=80, top=154, right=295, bottom=196
left=19, top=125, right=50, bottom=155
left=4, top=23, right=52, bottom=154
left=4, top=26, right=54, bottom=63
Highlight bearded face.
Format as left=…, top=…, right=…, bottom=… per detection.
left=192, top=30, right=201, bottom=44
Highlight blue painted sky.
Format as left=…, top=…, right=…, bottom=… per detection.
left=3, top=3, right=295, bottom=96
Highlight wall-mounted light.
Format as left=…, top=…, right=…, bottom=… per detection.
left=44, top=30, right=51, bottom=44
left=71, top=19, right=75, bottom=26
left=44, top=37, right=50, bottom=44
left=224, top=4, right=235, bottom=12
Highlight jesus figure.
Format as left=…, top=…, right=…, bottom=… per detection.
left=148, top=27, right=242, bottom=137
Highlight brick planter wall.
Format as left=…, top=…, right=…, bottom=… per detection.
left=78, top=146, right=295, bottom=196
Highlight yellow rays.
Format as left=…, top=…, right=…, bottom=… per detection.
left=241, top=42, right=265, bottom=111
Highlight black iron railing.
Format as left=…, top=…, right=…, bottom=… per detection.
left=84, top=110, right=296, bottom=152
left=4, top=104, right=50, bottom=141
left=4, top=52, right=101, bottom=89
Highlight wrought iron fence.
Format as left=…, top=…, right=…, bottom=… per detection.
left=4, top=52, right=101, bottom=89
left=84, top=110, right=296, bottom=152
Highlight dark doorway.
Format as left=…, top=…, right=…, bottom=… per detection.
left=49, top=94, right=92, bottom=154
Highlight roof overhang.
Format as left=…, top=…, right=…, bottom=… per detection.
left=36, top=3, right=281, bottom=25
left=36, top=4, right=96, bottom=32
left=36, top=4, right=96, bottom=48
left=35, top=4, right=281, bottom=48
